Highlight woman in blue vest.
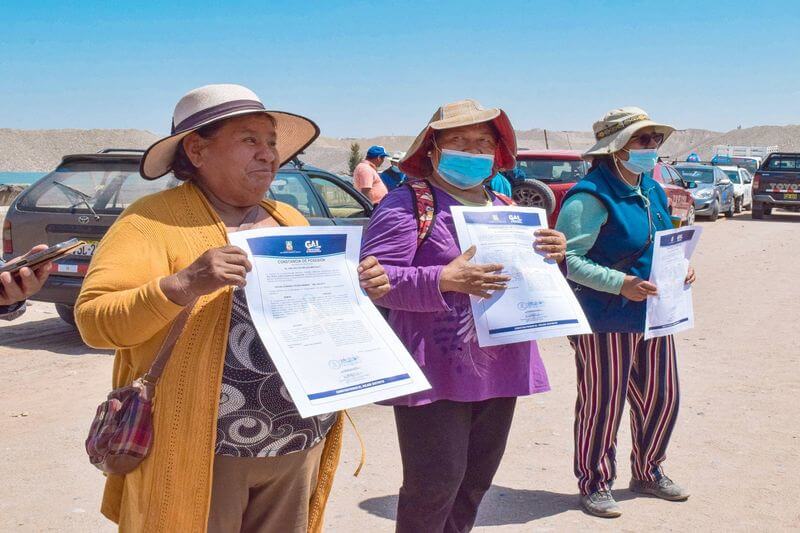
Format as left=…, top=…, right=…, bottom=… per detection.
left=556, top=107, right=696, bottom=518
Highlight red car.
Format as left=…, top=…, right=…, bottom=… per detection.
left=504, top=149, right=588, bottom=227
left=650, top=161, right=696, bottom=225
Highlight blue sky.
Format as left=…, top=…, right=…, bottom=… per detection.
left=1, top=0, right=798, bottom=137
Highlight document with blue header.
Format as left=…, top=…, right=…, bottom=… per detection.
left=229, top=226, right=430, bottom=418
left=644, top=226, right=703, bottom=340
left=451, top=206, right=591, bottom=347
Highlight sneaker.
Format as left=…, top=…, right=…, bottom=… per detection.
left=580, top=489, right=622, bottom=518
left=630, top=476, right=690, bottom=501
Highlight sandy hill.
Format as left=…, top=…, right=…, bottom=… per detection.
left=2, top=125, right=798, bottom=174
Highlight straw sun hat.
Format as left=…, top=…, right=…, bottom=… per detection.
left=399, top=99, right=517, bottom=178
left=140, top=84, right=320, bottom=180
left=583, top=106, right=675, bottom=157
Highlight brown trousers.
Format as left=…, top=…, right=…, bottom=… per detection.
left=207, top=442, right=324, bottom=533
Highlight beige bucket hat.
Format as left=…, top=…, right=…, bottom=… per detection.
left=399, top=99, right=517, bottom=178
left=140, top=84, right=320, bottom=180
left=583, top=106, right=675, bottom=157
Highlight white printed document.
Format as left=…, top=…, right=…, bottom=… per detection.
left=451, top=206, right=591, bottom=347
left=229, top=226, right=430, bottom=417
left=644, top=226, right=703, bottom=340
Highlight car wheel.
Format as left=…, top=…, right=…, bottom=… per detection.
left=686, top=205, right=696, bottom=226
left=725, top=198, right=736, bottom=218
left=734, top=196, right=742, bottom=213
left=707, top=199, right=719, bottom=220
left=55, top=303, right=77, bottom=328
left=512, top=180, right=557, bottom=214
left=752, top=203, right=764, bottom=219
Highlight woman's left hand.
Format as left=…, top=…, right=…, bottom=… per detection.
left=534, top=229, right=567, bottom=263
left=358, top=256, right=391, bottom=300
left=685, top=266, right=696, bottom=285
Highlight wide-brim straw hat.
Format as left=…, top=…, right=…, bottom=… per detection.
left=400, top=99, right=517, bottom=178
left=583, top=106, right=675, bottom=157
left=140, top=84, right=319, bottom=180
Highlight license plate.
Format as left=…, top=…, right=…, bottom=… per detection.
left=71, top=240, right=99, bottom=257
left=785, top=193, right=798, bottom=200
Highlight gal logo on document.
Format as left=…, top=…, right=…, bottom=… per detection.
left=305, top=240, right=322, bottom=254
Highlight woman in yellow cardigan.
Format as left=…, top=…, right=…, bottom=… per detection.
left=76, top=84, right=390, bottom=533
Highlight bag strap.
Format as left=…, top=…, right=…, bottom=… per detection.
left=141, top=299, right=197, bottom=386
left=406, top=179, right=438, bottom=246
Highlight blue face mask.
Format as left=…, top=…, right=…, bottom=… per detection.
left=620, top=148, right=659, bottom=174
left=391, top=165, right=400, bottom=172
left=436, top=149, right=494, bottom=190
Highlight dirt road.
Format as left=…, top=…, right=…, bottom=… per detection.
left=1, top=211, right=799, bottom=532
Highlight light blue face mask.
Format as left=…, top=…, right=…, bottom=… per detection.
left=391, top=165, right=400, bottom=172
left=620, top=148, right=659, bottom=174
left=436, top=148, right=494, bottom=190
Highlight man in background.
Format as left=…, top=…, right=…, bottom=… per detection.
left=354, top=145, right=390, bottom=205
left=488, top=171, right=513, bottom=197
left=380, top=151, right=407, bottom=191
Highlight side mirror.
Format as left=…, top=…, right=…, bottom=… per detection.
left=686, top=180, right=698, bottom=189
left=718, top=178, right=731, bottom=186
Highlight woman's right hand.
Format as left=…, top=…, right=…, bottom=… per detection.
left=439, top=245, right=510, bottom=299
left=620, top=275, right=657, bottom=302
left=161, top=246, right=252, bottom=305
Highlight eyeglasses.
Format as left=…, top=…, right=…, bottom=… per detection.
left=630, top=132, right=665, bottom=147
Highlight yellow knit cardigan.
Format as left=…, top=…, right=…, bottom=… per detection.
left=76, top=182, right=342, bottom=532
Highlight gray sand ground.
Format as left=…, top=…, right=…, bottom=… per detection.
left=1, top=210, right=799, bottom=532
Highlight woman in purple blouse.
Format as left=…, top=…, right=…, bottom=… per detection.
left=360, top=99, right=567, bottom=533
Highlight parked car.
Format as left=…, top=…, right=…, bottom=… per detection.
left=502, top=149, right=588, bottom=226
left=717, top=165, right=753, bottom=213
left=673, top=163, right=735, bottom=220
left=751, top=152, right=800, bottom=219
left=648, top=161, right=696, bottom=225
left=2, top=149, right=373, bottom=325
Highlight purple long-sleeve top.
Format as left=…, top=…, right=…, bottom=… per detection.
left=360, top=183, right=550, bottom=407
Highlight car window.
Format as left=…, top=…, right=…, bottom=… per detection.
left=667, top=167, right=684, bottom=186
left=308, top=174, right=368, bottom=219
left=714, top=169, right=728, bottom=182
left=514, top=159, right=586, bottom=182
left=676, top=167, right=714, bottom=184
left=741, top=170, right=752, bottom=184
left=766, top=156, right=800, bottom=170
left=723, top=170, right=741, bottom=184
left=16, top=161, right=175, bottom=213
left=268, top=172, right=324, bottom=217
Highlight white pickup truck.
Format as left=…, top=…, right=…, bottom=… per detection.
left=711, top=145, right=778, bottom=175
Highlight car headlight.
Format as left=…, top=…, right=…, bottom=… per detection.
left=695, top=189, right=713, bottom=199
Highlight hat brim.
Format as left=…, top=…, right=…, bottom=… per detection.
left=583, top=120, right=675, bottom=158
left=140, top=109, right=320, bottom=180
left=400, top=108, right=517, bottom=178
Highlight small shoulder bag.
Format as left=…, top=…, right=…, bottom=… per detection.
left=85, top=301, right=195, bottom=475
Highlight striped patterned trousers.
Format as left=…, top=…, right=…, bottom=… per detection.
left=570, top=332, right=680, bottom=496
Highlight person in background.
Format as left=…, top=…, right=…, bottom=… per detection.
left=380, top=151, right=407, bottom=190
left=556, top=106, right=695, bottom=518
left=361, top=99, right=566, bottom=533
left=354, top=145, right=391, bottom=204
left=0, top=245, right=52, bottom=321
left=488, top=171, right=513, bottom=197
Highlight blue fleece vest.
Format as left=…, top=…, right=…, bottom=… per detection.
left=563, top=163, right=673, bottom=332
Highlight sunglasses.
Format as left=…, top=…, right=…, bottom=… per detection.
left=631, top=132, right=665, bottom=146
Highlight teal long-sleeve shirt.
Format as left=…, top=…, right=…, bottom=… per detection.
left=555, top=184, right=649, bottom=294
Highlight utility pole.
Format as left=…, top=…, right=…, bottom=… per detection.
left=543, top=129, right=550, bottom=149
